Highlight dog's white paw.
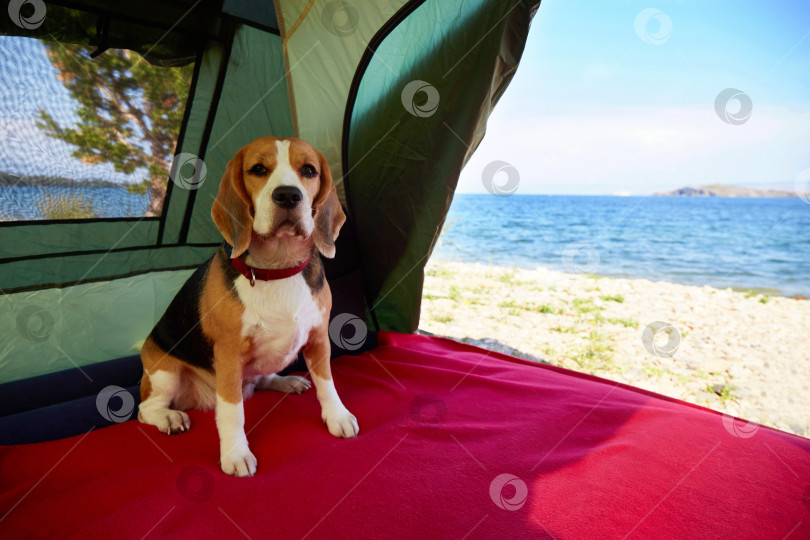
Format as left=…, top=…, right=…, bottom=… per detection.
left=322, top=406, right=359, bottom=438
left=260, top=374, right=311, bottom=394
left=220, top=444, right=257, bottom=477
left=157, top=410, right=190, bottom=435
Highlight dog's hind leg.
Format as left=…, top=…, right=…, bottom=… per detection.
left=139, top=369, right=191, bottom=434
left=138, top=337, right=191, bottom=435
left=255, top=373, right=311, bottom=394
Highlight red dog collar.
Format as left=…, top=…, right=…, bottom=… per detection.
left=231, top=255, right=311, bottom=286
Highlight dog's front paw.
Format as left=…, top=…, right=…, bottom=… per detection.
left=322, top=406, right=359, bottom=438
left=220, top=444, right=257, bottom=477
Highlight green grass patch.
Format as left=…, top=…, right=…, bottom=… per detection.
left=448, top=285, right=462, bottom=301
left=607, top=317, right=638, bottom=328
left=432, top=314, right=454, bottom=323
left=535, top=303, right=555, bottom=314
left=551, top=324, right=579, bottom=334
left=498, top=272, right=531, bottom=286
left=572, top=297, right=603, bottom=314
left=601, top=294, right=624, bottom=303
left=426, top=266, right=454, bottom=279
left=572, top=331, right=614, bottom=370
left=708, top=383, right=736, bottom=401
left=37, top=193, right=97, bottom=219
left=497, top=300, right=557, bottom=315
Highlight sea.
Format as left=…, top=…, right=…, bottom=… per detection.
left=2, top=187, right=809, bottom=297
left=430, top=194, right=810, bottom=298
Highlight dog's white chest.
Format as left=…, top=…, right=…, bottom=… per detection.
left=235, top=275, right=323, bottom=375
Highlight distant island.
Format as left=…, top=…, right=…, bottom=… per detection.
left=0, top=172, right=118, bottom=189
left=655, top=184, right=796, bottom=198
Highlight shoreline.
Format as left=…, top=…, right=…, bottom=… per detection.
left=419, top=261, right=810, bottom=438
left=430, top=256, right=805, bottom=300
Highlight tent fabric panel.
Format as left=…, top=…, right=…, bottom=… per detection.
left=187, top=26, right=295, bottom=245
left=0, top=219, right=158, bottom=261
left=0, top=332, right=807, bottom=538
left=275, top=0, right=409, bottom=194
left=0, top=0, right=221, bottom=66
left=0, top=244, right=216, bottom=293
left=160, top=42, right=226, bottom=246
left=222, top=0, right=279, bottom=32
left=346, top=0, right=538, bottom=332
left=0, top=268, right=195, bottom=384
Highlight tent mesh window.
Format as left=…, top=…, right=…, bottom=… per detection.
left=0, top=35, right=194, bottom=222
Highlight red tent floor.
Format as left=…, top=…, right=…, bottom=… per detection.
left=1, top=331, right=808, bottom=539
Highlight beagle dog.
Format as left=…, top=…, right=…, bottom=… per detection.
left=138, top=137, right=358, bottom=477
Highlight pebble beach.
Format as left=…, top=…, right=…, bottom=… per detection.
left=419, top=261, right=810, bottom=438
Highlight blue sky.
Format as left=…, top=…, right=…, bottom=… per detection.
left=1, top=3, right=808, bottom=195
left=457, top=0, right=810, bottom=195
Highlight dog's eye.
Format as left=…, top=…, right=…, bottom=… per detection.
left=301, top=164, right=317, bottom=178
left=248, top=164, right=268, bottom=176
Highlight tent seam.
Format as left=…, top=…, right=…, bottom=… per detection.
left=284, top=0, right=317, bottom=42
left=274, top=0, right=300, bottom=138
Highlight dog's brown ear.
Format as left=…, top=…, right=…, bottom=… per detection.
left=211, top=149, right=252, bottom=258
left=312, top=152, right=346, bottom=259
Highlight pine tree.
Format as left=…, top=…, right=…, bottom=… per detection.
left=37, top=41, right=193, bottom=216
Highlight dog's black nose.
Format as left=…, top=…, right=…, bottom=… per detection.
left=271, top=186, right=303, bottom=209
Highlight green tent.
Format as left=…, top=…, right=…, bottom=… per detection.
left=0, top=0, right=538, bottom=388
left=4, top=5, right=810, bottom=538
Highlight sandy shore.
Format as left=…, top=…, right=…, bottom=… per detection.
left=419, top=261, right=810, bottom=438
